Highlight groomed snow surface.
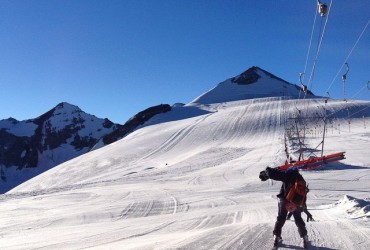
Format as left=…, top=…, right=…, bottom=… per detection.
left=1, top=98, right=369, bottom=249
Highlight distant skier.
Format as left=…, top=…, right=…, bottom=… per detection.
left=259, top=167, right=309, bottom=249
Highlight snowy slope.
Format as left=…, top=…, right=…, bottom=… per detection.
left=0, top=95, right=369, bottom=249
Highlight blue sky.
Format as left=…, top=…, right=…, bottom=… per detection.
left=1, top=0, right=369, bottom=123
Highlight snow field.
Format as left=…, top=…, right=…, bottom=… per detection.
left=0, top=97, right=369, bottom=249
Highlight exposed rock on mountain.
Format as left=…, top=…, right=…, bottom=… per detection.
left=101, top=104, right=171, bottom=146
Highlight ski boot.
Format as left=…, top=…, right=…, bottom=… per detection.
left=302, top=235, right=308, bottom=249
left=272, top=235, right=282, bottom=250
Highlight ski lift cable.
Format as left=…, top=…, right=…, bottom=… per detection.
left=324, top=18, right=370, bottom=95
left=348, top=106, right=370, bottom=119
left=306, top=17, right=324, bottom=90
left=307, top=0, right=332, bottom=89
left=325, top=99, right=369, bottom=120
left=302, top=7, right=319, bottom=83
left=302, top=6, right=326, bottom=106
left=302, top=1, right=332, bottom=111
left=307, top=0, right=333, bottom=91
left=350, top=83, right=368, bottom=100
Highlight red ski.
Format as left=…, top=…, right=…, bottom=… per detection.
left=277, top=152, right=346, bottom=172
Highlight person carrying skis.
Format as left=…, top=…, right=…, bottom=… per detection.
left=259, top=167, right=308, bottom=249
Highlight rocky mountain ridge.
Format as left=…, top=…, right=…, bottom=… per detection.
left=0, top=102, right=171, bottom=192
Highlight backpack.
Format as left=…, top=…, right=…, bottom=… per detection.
left=286, top=178, right=309, bottom=207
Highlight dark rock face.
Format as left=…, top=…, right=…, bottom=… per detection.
left=0, top=130, right=37, bottom=169
left=231, top=66, right=315, bottom=96
left=102, top=104, right=171, bottom=145
left=255, top=66, right=292, bottom=84
left=231, top=66, right=261, bottom=85
left=232, top=66, right=293, bottom=85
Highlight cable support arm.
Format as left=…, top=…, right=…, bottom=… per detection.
left=299, top=73, right=308, bottom=93
left=342, top=62, right=349, bottom=81
left=342, top=62, right=349, bottom=100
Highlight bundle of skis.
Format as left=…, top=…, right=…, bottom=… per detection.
left=276, top=152, right=346, bottom=172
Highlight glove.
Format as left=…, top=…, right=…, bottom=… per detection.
left=259, top=170, right=269, bottom=181
left=306, top=214, right=314, bottom=222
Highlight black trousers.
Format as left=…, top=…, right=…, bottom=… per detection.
left=273, top=200, right=307, bottom=238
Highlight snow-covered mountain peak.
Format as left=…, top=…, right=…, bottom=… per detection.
left=54, top=102, right=82, bottom=114
left=41, top=102, right=92, bottom=132
left=0, top=102, right=120, bottom=193
left=190, top=66, right=315, bottom=105
left=38, top=102, right=85, bottom=127
left=2, top=117, right=19, bottom=123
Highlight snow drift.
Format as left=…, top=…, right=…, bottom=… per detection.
left=333, top=195, right=370, bottom=219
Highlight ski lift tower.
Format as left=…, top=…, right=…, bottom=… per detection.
left=285, top=106, right=327, bottom=162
